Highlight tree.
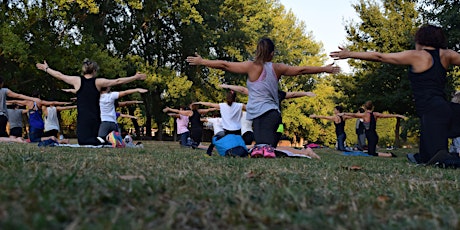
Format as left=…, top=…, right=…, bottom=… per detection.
left=343, top=0, right=420, bottom=146
left=419, top=0, right=460, bottom=93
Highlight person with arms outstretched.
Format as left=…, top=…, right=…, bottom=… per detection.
left=340, top=101, right=406, bottom=157
left=187, top=38, right=339, bottom=158
left=36, top=59, right=146, bottom=145
left=310, top=106, right=353, bottom=151
left=330, top=25, right=460, bottom=166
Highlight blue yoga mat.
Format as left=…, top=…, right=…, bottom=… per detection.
left=342, top=151, right=372, bottom=157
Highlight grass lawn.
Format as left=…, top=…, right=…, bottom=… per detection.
left=0, top=141, right=458, bottom=229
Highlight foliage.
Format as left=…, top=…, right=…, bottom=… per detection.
left=342, top=0, right=420, bottom=146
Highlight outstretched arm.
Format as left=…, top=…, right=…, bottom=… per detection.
left=447, top=49, right=460, bottom=66
left=275, top=63, right=340, bottom=77
left=219, top=84, right=249, bottom=95
left=7, top=100, right=29, bottom=106
left=285, top=91, right=316, bottom=99
left=40, top=101, right=72, bottom=106
left=340, top=112, right=366, bottom=119
left=167, top=113, right=180, bottom=118
left=198, top=107, right=218, bottom=114
left=96, top=73, right=146, bottom=89
left=309, top=114, right=339, bottom=122
left=162, top=107, right=193, bottom=116
left=118, top=88, right=148, bottom=98
left=56, top=105, right=77, bottom=111
left=6, top=90, right=41, bottom=103
left=187, top=53, right=252, bottom=75
left=193, top=102, right=220, bottom=109
left=117, top=101, right=143, bottom=107
left=36, top=61, right=80, bottom=87
left=118, top=113, right=138, bottom=119
left=330, top=47, right=417, bottom=66
left=62, top=89, right=77, bottom=94
left=374, top=112, right=407, bottom=119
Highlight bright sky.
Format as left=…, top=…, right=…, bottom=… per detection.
left=279, top=0, right=360, bottom=73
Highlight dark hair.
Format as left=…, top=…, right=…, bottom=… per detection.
left=254, top=38, right=275, bottom=64
left=358, top=108, right=365, bottom=113
left=364, top=100, right=374, bottom=110
left=190, top=103, right=199, bottom=110
left=334, top=105, right=343, bottom=113
left=31, top=90, right=40, bottom=98
left=226, top=90, right=236, bottom=106
left=82, top=58, right=99, bottom=75
left=415, top=25, right=447, bottom=49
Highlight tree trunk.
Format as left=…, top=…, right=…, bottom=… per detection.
left=146, top=113, right=152, bottom=137
left=156, top=121, right=164, bottom=141
left=173, top=118, right=177, bottom=142
left=394, top=118, right=401, bottom=147
left=128, top=106, right=140, bottom=136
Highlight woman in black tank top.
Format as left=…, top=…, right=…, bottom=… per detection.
left=331, top=25, right=460, bottom=166
left=163, top=103, right=217, bottom=148
left=36, top=59, right=146, bottom=145
left=342, top=101, right=406, bottom=157
left=310, top=105, right=353, bottom=151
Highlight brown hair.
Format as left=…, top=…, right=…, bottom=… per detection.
left=415, top=25, right=447, bottom=49
left=254, top=38, right=275, bottom=65
left=364, top=100, right=374, bottom=110
left=82, top=58, right=99, bottom=75
left=226, top=90, right=236, bottom=106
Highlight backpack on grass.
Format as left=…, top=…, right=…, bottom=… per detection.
left=212, top=134, right=248, bottom=157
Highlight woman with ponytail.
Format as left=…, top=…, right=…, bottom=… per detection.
left=187, top=38, right=339, bottom=158
left=36, top=59, right=146, bottom=145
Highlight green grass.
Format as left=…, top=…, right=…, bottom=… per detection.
left=0, top=141, right=459, bottom=229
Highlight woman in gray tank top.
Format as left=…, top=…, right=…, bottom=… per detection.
left=187, top=38, right=339, bottom=158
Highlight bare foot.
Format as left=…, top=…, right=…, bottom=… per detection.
left=59, top=139, right=69, bottom=144
left=304, top=147, right=321, bottom=159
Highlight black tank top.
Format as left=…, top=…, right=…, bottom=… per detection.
left=334, top=115, right=345, bottom=135
left=368, top=112, right=376, bottom=131
left=76, top=76, right=100, bottom=121
left=189, top=109, right=202, bottom=130
left=408, top=49, right=447, bottom=116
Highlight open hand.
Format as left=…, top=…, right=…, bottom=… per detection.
left=186, top=53, right=203, bottom=65
left=330, top=47, right=350, bottom=60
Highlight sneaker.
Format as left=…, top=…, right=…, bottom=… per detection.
left=406, top=153, right=419, bottom=164
left=107, top=131, right=117, bottom=148
left=250, top=146, right=264, bottom=158
left=263, top=146, right=276, bottom=158
left=107, top=131, right=125, bottom=148
left=97, top=137, right=105, bottom=144
left=437, top=157, right=460, bottom=168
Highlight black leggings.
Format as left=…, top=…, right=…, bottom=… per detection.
left=415, top=99, right=460, bottom=163
left=252, top=109, right=281, bottom=147
left=365, top=130, right=379, bottom=156
left=77, top=120, right=102, bottom=145
left=0, top=115, right=8, bottom=137
left=190, top=128, right=203, bottom=145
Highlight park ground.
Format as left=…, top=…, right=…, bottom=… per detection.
left=0, top=140, right=459, bottom=229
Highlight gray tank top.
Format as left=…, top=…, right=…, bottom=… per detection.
left=7, top=109, right=23, bottom=128
left=246, top=62, right=279, bottom=120
left=0, top=88, right=9, bottom=117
